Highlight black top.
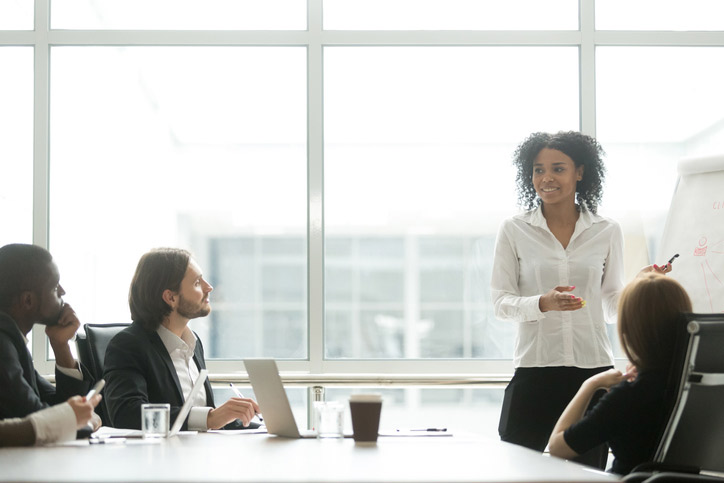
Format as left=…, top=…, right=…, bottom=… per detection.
left=564, top=369, right=670, bottom=475
left=0, top=311, right=91, bottom=419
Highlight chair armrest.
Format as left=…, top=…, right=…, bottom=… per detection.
left=645, top=473, right=724, bottom=483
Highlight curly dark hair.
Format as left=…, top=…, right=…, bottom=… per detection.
left=512, top=131, right=606, bottom=214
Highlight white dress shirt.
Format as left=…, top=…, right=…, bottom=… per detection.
left=156, top=325, right=211, bottom=430
left=490, top=205, right=624, bottom=369
left=28, top=402, right=77, bottom=445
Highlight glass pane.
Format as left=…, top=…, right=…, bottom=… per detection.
left=597, top=46, right=724, bottom=356
left=324, top=0, right=577, bottom=30
left=0, top=47, right=33, bottom=246
left=324, top=46, right=580, bottom=359
left=0, top=0, right=33, bottom=30
left=596, top=0, right=724, bottom=31
left=49, top=46, right=307, bottom=359
left=51, top=0, right=306, bottom=30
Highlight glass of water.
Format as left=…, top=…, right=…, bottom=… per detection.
left=142, top=403, right=170, bottom=438
left=314, top=401, right=344, bottom=439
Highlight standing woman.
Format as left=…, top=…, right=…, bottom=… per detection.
left=491, top=131, right=665, bottom=465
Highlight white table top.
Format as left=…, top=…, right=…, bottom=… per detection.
left=0, top=431, right=619, bottom=483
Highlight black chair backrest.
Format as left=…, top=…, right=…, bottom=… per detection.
left=82, top=323, right=130, bottom=426
left=654, top=313, right=724, bottom=473
left=75, top=330, right=93, bottom=377
left=84, top=323, right=130, bottom=380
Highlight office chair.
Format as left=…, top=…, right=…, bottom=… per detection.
left=625, top=313, right=724, bottom=483
left=75, top=330, right=92, bottom=376
left=82, top=323, right=130, bottom=426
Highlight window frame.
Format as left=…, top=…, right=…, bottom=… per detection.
left=4, top=0, right=721, bottom=375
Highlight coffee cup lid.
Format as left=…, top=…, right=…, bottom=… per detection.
left=349, top=393, right=382, bottom=403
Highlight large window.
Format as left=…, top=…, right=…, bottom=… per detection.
left=49, top=46, right=307, bottom=358
left=323, top=0, right=578, bottom=30
left=5, top=0, right=724, bottom=377
left=597, top=46, right=724, bottom=273
left=0, top=1, right=33, bottom=30
left=0, top=47, right=33, bottom=247
left=50, top=0, right=306, bottom=30
left=324, top=46, right=578, bottom=359
left=596, top=0, right=724, bottom=30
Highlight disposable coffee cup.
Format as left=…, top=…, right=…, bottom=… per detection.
left=349, top=394, right=382, bottom=443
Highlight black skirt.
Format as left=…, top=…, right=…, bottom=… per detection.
left=498, top=365, right=612, bottom=469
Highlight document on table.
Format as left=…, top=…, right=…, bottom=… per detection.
left=93, top=427, right=143, bottom=438
left=380, top=429, right=453, bottom=437
left=207, top=428, right=268, bottom=435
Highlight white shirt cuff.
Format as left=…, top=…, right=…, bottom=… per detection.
left=28, top=403, right=77, bottom=445
left=56, top=363, right=83, bottom=381
left=528, top=295, right=546, bottom=319
left=187, top=406, right=212, bottom=431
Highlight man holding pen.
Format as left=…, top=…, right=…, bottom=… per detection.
left=0, top=243, right=101, bottom=433
left=103, top=248, right=259, bottom=431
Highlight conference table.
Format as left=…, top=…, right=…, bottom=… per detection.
left=0, top=430, right=619, bottom=483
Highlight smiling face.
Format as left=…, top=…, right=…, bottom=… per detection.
left=174, top=258, right=213, bottom=320
left=532, top=148, right=583, bottom=208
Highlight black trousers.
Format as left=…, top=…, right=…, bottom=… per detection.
left=498, top=366, right=611, bottom=469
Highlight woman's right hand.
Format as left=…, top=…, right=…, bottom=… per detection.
left=539, top=285, right=585, bottom=312
left=585, top=368, right=628, bottom=391
left=637, top=263, right=672, bottom=276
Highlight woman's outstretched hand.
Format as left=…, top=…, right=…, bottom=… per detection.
left=539, top=285, right=585, bottom=312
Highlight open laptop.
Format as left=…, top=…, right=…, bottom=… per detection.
left=244, top=359, right=320, bottom=438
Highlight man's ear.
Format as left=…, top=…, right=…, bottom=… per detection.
left=17, top=291, right=37, bottom=311
left=162, top=289, right=177, bottom=308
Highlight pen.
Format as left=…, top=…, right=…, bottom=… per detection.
left=229, top=383, right=263, bottom=422
left=86, top=379, right=105, bottom=399
left=408, top=428, right=447, bottom=432
left=654, top=253, right=679, bottom=271
left=90, top=437, right=126, bottom=445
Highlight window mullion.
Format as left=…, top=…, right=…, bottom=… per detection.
left=307, top=0, right=324, bottom=373
left=579, top=0, right=596, bottom=136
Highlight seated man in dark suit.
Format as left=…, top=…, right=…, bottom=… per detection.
left=104, top=248, right=259, bottom=431
left=0, top=243, right=99, bottom=431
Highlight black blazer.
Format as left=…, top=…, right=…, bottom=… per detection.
left=103, top=320, right=253, bottom=431
left=0, top=311, right=91, bottom=419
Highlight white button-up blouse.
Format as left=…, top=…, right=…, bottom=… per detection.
left=490, top=205, right=624, bottom=369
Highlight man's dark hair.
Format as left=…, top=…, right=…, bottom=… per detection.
left=0, top=244, right=54, bottom=310
left=128, top=248, right=191, bottom=331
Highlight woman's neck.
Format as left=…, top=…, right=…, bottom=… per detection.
left=541, top=201, right=579, bottom=224
left=541, top=202, right=580, bottom=249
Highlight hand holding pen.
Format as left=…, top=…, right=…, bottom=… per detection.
left=653, top=253, right=678, bottom=274
left=229, top=383, right=263, bottom=422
